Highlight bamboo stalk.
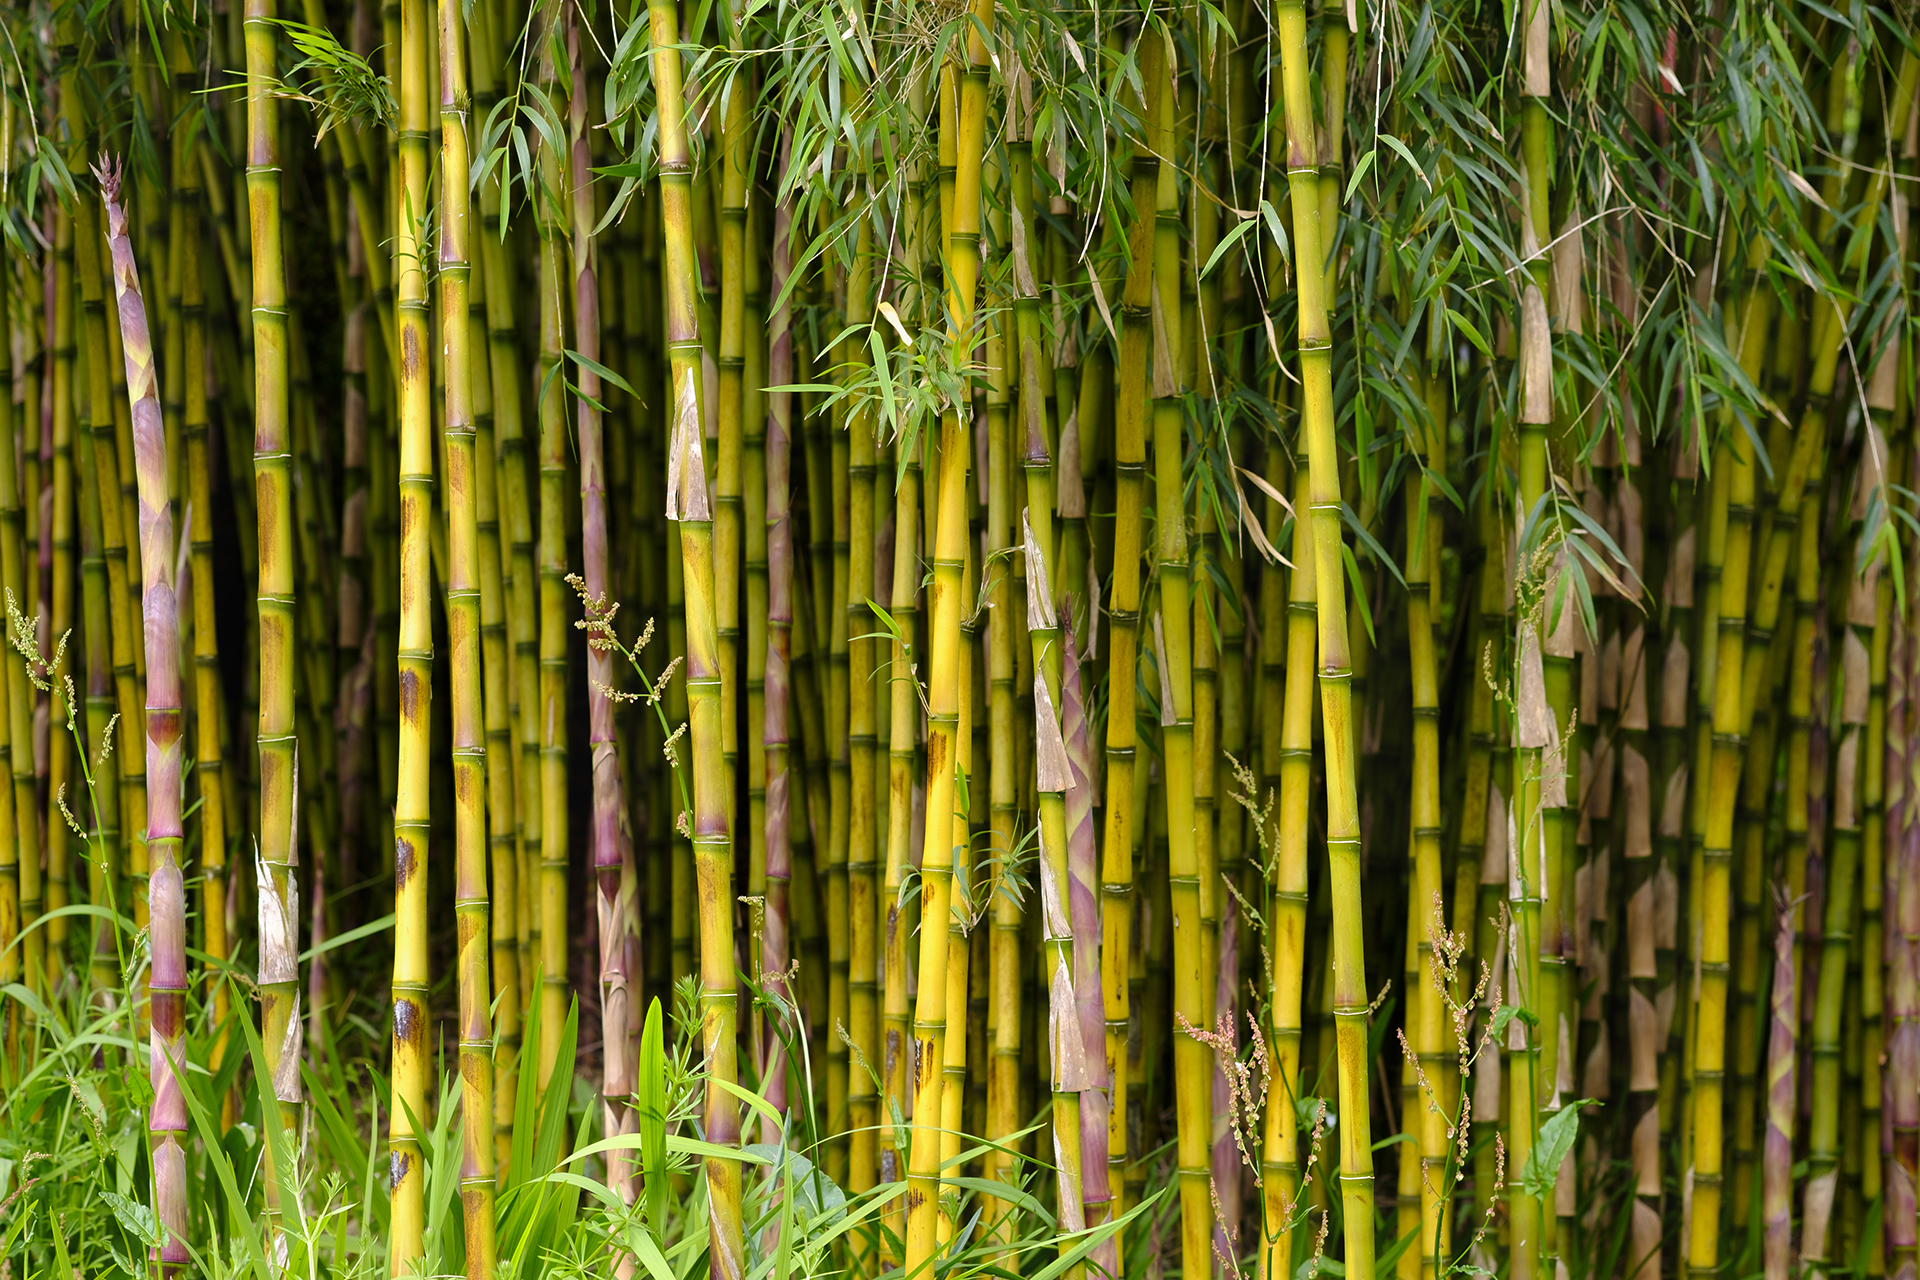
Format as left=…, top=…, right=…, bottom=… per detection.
left=444, top=0, right=495, bottom=1265
left=0, top=163, right=23, bottom=1035
left=534, top=21, right=572, bottom=1078
left=1406, top=310, right=1450, bottom=1279
left=245, top=0, right=303, bottom=1238
left=904, top=23, right=989, bottom=1265
left=1261, top=436, right=1310, bottom=1280
left=476, top=10, right=541, bottom=1037
left=937, top=540, right=979, bottom=1249
left=44, top=156, right=73, bottom=1003
left=471, top=149, right=520, bottom=1174
left=1276, top=0, right=1375, bottom=1272
left=177, top=73, right=228, bottom=1121
left=1102, top=24, right=1161, bottom=1249
left=824, top=203, right=855, bottom=1187
left=72, top=165, right=123, bottom=1015
left=652, top=0, right=744, bottom=1267
left=984, top=234, right=1021, bottom=1244
left=715, top=17, right=750, bottom=937
left=1026, top=511, right=1084, bottom=1257
left=764, top=177, right=796, bottom=1129
left=880, top=296, right=924, bottom=1265
left=100, top=158, right=190, bottom=1280
left=845, top=176, right=882, bottom=1220
left=388, top=0, right=435, bottom=1254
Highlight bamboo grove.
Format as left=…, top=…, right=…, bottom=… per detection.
left=6, top=0, right=1920, bottom=1279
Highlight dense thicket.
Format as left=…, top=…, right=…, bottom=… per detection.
left=0, top=1, right=1915, bottom=1280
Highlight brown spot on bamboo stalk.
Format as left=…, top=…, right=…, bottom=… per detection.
left=395, top=995, right=423, bottom=1048
left=395, top=836, right=417, bottom=890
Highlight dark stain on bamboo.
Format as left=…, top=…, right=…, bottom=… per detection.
left=394, top=994, right=422, bottom=1047
left=399, top=668, right=422, bottom=721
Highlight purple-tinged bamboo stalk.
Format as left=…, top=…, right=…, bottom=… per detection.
left=1763, top=891, right=1795, bottom=1280
left=1061, top=619, right=1113, bottom=1274
left=762, top=178, right=795, bottom=1129
left=98, top=157, right=189, bottom=1280
left=1891, top=422, right=1920, bottom=1280
left=563, top=0, right=628, bottom=1211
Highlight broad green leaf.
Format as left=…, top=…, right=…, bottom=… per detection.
left=1521, top=1098, right=1594, bottom=1199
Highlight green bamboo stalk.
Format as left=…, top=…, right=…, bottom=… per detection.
left=1276, top=1, right=1375, bottom=1273
left=0, top=164, right=23, bottom=1030
left=880, top=223, right=924, bottom=1265
left=245, top=0, right=303, bottom=1241
left=467, top=69, right=520, bottom=1174
left=845, top=177, right=882, bottom=1218
left=44, top=171, right=74, bottom=1000
left=936, top=541, right=979, bottom=1250
left=824, top=202, right=855, bottom=1187
left=533, top=26, right=572, bottom=1080
left=983, top=232, right=1021, bottom=1243
left=72, top=168, right=123, bottom=1014
left=1142, top=28, right=1208, bottom=1279
left=904, top=18, right=988, bottom=1270
left=175, top=75, right=228, bottom=1121
left=388, top=0, right=434, bottom=1256
left=1025, top=510, right=1084, bottom=1254
left=1259, top=438, right=1309, bottom=1280
left=444, top=0, right=495, bottom=1265
left=744, top=183, right=772, bottom=1090
left=1805, top=559, right=1873, bottom=1274
left=715, top=19, right=749, bottom=923
left=651, top=0, right=744, bottom=1265
left=100, top=158, right=190, bottom=1280
left=1100, top=26, right=1160, bottom=1245
left=476, top=24, right=540, bottom=1034
left=1406, top=318, right=1450, bottom=1278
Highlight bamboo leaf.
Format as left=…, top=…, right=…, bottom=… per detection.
left=297, top=911, right=393, bottom=962
left=1344, top=147, right=1379, bottom=204
left=1378, top=133, right=1430, bottom=189
left=1202, top=214, right=1259, bottom=279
